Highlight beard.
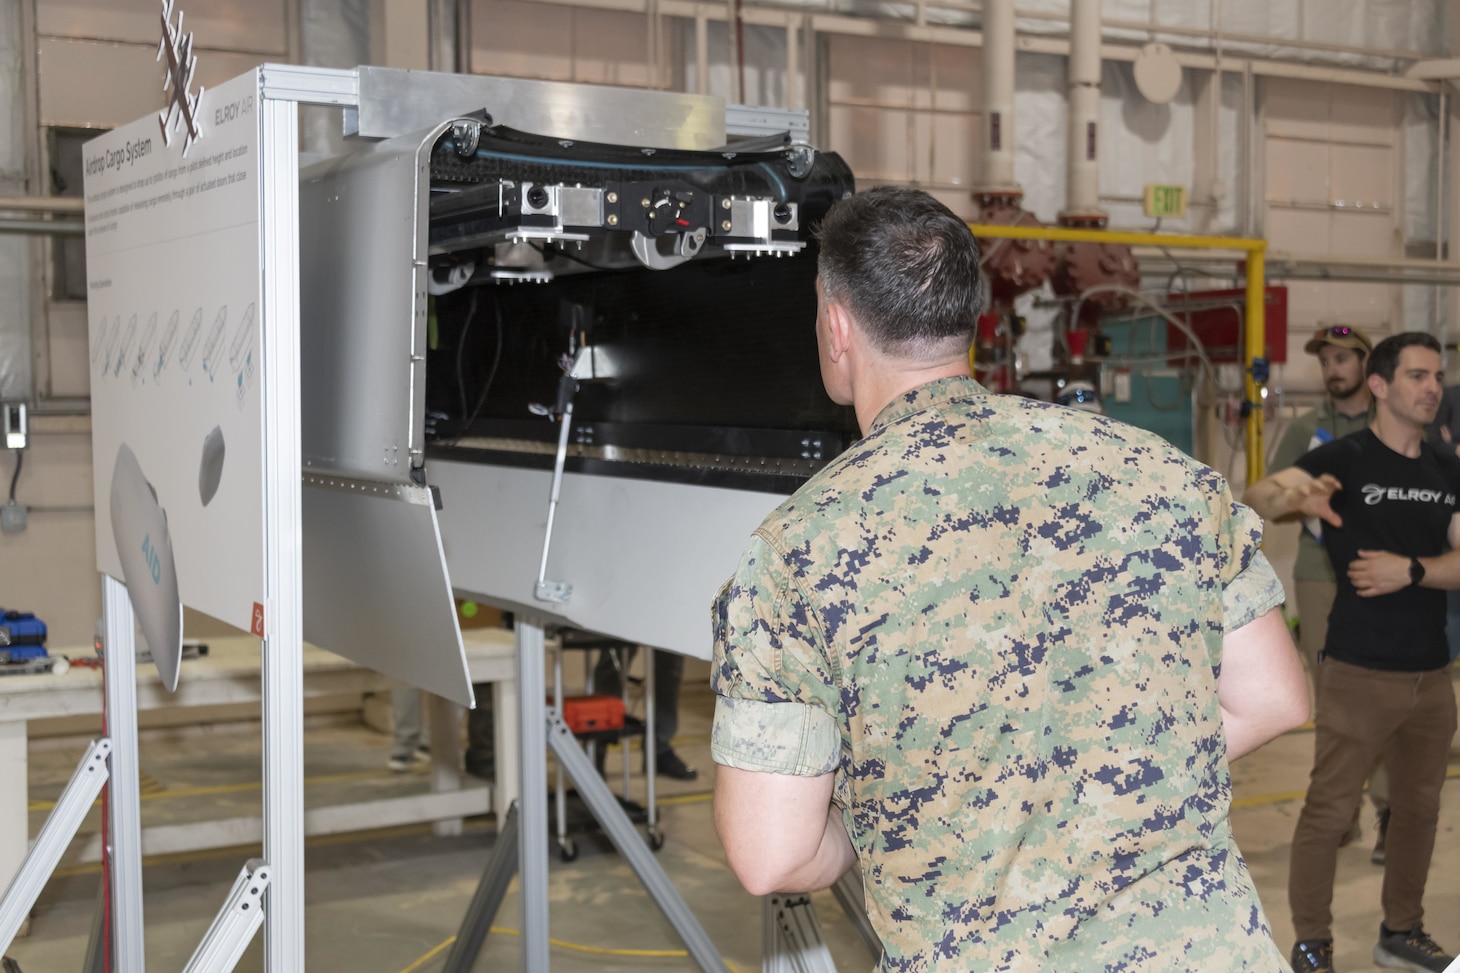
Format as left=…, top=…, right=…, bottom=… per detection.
left=1326, top=375, right=1364, bottom=400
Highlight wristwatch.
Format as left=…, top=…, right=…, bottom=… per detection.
left=1410, top=557, right=1426, bottom=587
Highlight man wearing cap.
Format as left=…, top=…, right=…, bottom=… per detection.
left=1245, top=332, right=1459, bottom=973
left=1270, top=325, right=1375, bottom=679
left=1263, top=325, right=1389, bottom=863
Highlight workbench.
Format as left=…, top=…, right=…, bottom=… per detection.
left=0, top=628, right=519, bottom=896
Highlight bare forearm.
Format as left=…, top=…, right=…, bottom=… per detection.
left=1221, top=700, right=1307, bottom=761
left=715, top=766, right=852, bottom=896
left=771, top=805, right=858, bottom=893
left=1242, top=478, right=1303, bottom=523
left=1218, top=608, right=1310, bottom=760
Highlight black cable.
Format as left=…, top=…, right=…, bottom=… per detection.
left=8, top=450, right=20, bottom=503
left=451, top=291, right=505, bottom=445
left=454, top=288, right=480, bottom=421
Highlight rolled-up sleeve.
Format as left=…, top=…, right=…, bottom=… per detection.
left=1222, top=549, right=1285, bottom=633
left=710, top=532, right=842, bottom=777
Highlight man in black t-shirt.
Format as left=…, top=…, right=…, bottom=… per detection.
left=1246, top=332, right=1459, bottom=973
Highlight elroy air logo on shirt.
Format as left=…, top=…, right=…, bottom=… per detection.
left=1361, top=484, right=1457, bottom=506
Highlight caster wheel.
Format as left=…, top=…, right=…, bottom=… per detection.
left=647, top=829, right=665, bottom=852
left=558, top=839, right=578, bottom=863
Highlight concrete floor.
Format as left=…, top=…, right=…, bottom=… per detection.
left=6, top=661, right=1460, bottom=973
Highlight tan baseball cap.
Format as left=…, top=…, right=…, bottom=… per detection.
left=1303, top=324, right=1372, bottom=356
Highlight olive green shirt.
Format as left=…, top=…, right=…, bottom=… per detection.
left=1269, top=400, right=1371, bottom=583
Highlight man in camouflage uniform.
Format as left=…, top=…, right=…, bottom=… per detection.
left=711, top=186, right=1310, bottom=972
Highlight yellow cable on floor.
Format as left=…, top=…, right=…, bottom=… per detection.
left=396, top=930, right=741, bottom=972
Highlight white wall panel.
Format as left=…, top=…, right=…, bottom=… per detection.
left=38, top=38, right=266, bottom=129
left=825, top=33, right=981, bottom=211
left=47, top=302, right=90, bottom=399
left=1264, top=77, right=1402, bottom=392
left=470, top=0, right=664, bottom=89
left=38, top=0, right=287, bottom=55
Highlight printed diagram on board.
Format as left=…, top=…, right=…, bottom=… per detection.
left=229, top=304, right=256, bottom=405
left=176, top=308, right=203, bottom=372
left=130, top=313, right=157, bottom=385
left=91, top=305, right=258, bottom=403
left=153, top=310, right=180, bottom=381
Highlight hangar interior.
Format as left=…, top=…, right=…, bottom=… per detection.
left=1, top=0, right=1459, bottom=971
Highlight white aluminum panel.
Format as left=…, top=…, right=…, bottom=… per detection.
left=302, top=480, right=472, bottom=705
left=38, top=0, right=287, bottom=54
left=431, top=461, right=785, bottom=660
left=299, top=123, right=437, bottom=483
left=352, top=67, right=724, bottom=149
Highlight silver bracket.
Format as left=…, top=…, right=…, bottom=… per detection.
left=0, top=738, right=111, bottom=954
left=629, top=228, right=707, bottom=270
left=533, top=398, right=575, bottom=605
left=180, top=859, right=272, bottom=973
left=533, top=580, right=572, bottom=603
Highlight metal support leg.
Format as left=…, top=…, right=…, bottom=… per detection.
left=102, top=574, right=146, bottom=972
left=552, top=649, right=570, bottom=860
left=0, top=740, right=111, bottom=953
left=644, top=647, right=657, bottom=839
left=515, top=621, right=551, bottom=972
left=545, top=712, right=727, bottom=973
left=618, top=647, right=630, bottom=799
left=829, top=868, right=881, bottom=959
left=81, top=874, right=108, bottom=973
left=180, top=860, right=272, bottom=973
left=761, top=895, right=838, bottom=973
left=441, top=802, right=520, bottom=973
left=259, top=93, right=305, bottom=973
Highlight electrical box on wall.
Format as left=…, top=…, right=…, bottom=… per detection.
left=2, top=402, right=25, bottom=450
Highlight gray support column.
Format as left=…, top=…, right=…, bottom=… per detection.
left=259, top=93, right=306, bottom=973
left=102, top=574, right=146, bottom=973
left=516, top=619, right=551, bottom=971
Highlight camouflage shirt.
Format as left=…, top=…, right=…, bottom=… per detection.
left=711, top=377, right=1288, bottom=973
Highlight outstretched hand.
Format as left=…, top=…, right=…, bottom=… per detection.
left=1348, top=550, right=1411, bottom=597
left=1293, top=473, right=1343, bottom=528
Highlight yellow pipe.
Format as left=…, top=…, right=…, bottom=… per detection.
left=965, top=223, right=1266, bottom=252
left=1245, top=251, right=1267, bottom=484
left=965, top=222, right=1268, bottom=482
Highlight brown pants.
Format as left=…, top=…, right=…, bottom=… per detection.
left=1294, top=580, right=1389, bottom=814
left=1287, top=658, right=1456, bottom=941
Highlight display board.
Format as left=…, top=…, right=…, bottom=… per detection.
left=84, top=69, right=266, bottom=666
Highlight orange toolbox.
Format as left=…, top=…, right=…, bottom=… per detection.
left=554, top=693, right=626, bottom=734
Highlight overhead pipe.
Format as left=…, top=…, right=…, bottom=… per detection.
left=972, top=0, right=1055, bottom=307
left=1052, top=0, right=1139, bottom=325
left=979, top=0, right=1017, bottom=193
left=1060, top=0, right=1104, bottom=224
left=0, top=197, right=84, bottom=215
left=0, top=219, right=84, bottom=236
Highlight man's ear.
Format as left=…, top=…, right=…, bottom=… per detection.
left=823, top=300, right=854, bottom=363
left=1368, top=372, right=1387, bottom=400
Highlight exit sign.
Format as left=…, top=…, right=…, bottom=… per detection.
left=1144, top=184, right=1187, bottom=218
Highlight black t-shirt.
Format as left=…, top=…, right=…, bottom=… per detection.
left=1294, top=429, right=1460, bottom=671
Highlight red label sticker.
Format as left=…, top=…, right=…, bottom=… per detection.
left=250, top=602, right=265, bottom=638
